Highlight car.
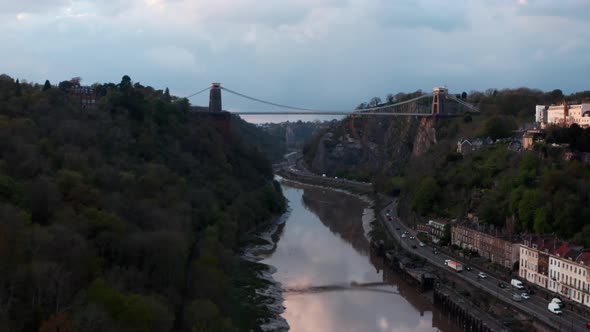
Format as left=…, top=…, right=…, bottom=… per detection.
left=409, top=236, right=415, bottom=239
left=465, top=266, right=472, bottom=271
left=433, top=249, right=439, bottom=255
left=401, top=233, right=407, bottom=238
left=521, top=292, right=530, bottom=300
left=411, top=245, right=417, bottom=249
left=322, top=174, right=326, bottom=177
left=478, top=272, right=487, bottom=279
left=512, top=294, right=522, bottom=302
left=395, top=227, right=400, bottom=230
left=498, top=283, right=506, bottom=288
left=387, top=216, right=393, bottom=221
left=419, top=242, right=425, bottom=247
left=586, top=322, right=590, bottom=329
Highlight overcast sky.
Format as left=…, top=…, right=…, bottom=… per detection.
left=2, top=0, right=590, bottom=121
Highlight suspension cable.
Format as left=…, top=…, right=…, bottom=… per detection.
left=221, top=86, right=431, bottom=114
left=184, top=87, right=210, bottom=99
left=221, top=86, right=331, bottom=112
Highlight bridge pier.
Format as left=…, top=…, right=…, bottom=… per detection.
left=209, top=82, right=222, bottom=112
left=431, top=87, right=447, bottom=116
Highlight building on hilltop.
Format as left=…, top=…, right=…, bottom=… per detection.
left=68, top=85, right=96, bottom=110
left=520, top=237, right=590, bottom=307
left=536, top=103, right=590, bottom=128
left=451, top=223, right=520, bottom=269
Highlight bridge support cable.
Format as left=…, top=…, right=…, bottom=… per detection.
left=446, top=95, right=479, bottom=113
left=184, top=87, right=211, bottom=99
left=221, top=86, right=330, bottom=112
left=221, top=86, right=433, bottom=116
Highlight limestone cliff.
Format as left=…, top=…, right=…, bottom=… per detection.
left=304, top=114, right=437, bottom=180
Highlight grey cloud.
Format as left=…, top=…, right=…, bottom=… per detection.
left=0, top=0, right=69, bottom=13
left=373, top=0, right=469, bottom=32
left=516, top=0, right=590, bottom=20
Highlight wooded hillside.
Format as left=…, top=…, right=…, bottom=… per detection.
left=0, top=75, right=285, bottom=332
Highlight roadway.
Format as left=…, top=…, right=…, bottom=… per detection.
left=380, top=200, right=589, bottom=332
left=281, top=159, right=587, bottom=331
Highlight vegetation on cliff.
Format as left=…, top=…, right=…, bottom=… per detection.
left=397, top=88, right=590, bottom=243
left=0, top=74, right=285, bottom=332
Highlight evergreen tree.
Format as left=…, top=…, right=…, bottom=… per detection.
left=15, top=79, right=22, bottom=96
left=43, top=80, right=51, bottom=91
left=164, top=87, right=171, bottom=103
left=119, top=75, right=132, bottom=91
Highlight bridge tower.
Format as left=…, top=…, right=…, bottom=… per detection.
left=431, top=87, right=448, bottom=116
left=209, top=82, right=222, bottom=112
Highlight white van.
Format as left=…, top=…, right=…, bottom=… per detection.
left=511, top=279, right=524, bottom=289
left=548, top=302, right=562, bottom=314
left=551, top=298, right=564, bottom=308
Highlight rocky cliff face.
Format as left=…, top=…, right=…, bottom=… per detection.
left=305, top=115, right=437, bottom=180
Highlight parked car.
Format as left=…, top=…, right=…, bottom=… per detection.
left=465, top=266, right=472, bottom=271
left=478, top=272, right=487, bottom=279
left=409, top=236, right=415, bottom=239
left=521, top=292, right=530, bottom=300
left=512, top=294, right=522, bottom=302
left=419, top=242, right=425, bottom=247
left=401, top=233, right=407, bottom=238
left=498, top=283, right=506, bottom=288
left=387, top=216, right=393, bottom=221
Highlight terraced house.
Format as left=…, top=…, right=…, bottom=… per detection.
left=520, top=237, right=590, bottom=307
left=451, top=223, right=519, bottom=269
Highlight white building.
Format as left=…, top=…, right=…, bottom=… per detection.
left=520, top=238, right=590, bottom=307
left=536, top=103, right=590, bottom=128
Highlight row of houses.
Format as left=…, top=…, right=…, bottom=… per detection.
left=417, top=219, right=590, bottom=308
left=520, top=238, right=590, bottom=307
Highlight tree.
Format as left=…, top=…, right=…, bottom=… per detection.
left=481, top=116, right=517, bottom=140
left=369, top=97, right=381, bottom=107
left=43, top=80, right=52, bottom=91
left=518, top=189, right=540, bottom=230
left=412, top=177, right=439, bottom=215
left=15, top=78, right=22, bottom=96
left=164, top=87, right=171, bottom=103
left=119, top=75, right=132, bottom=91
left=58, top=80, right=74, bottom=91
left=385, top=94, right=394, bottom=104
left=550, top=89, right=564, bottom=103
left=533, top=207, right=550, bottom=234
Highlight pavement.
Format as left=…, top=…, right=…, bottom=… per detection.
left=380, top=199, right=590, bottom=332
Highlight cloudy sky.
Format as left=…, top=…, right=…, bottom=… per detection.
left=2, top=0, right=590, bottom=120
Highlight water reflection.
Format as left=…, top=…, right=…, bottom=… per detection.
left=262, top=182, right=456, bottom=332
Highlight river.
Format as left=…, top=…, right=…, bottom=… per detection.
left=260, top=181, right=458, bottom=332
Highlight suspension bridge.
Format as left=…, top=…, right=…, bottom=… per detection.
left=185, top=83, right=479, bottom=118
